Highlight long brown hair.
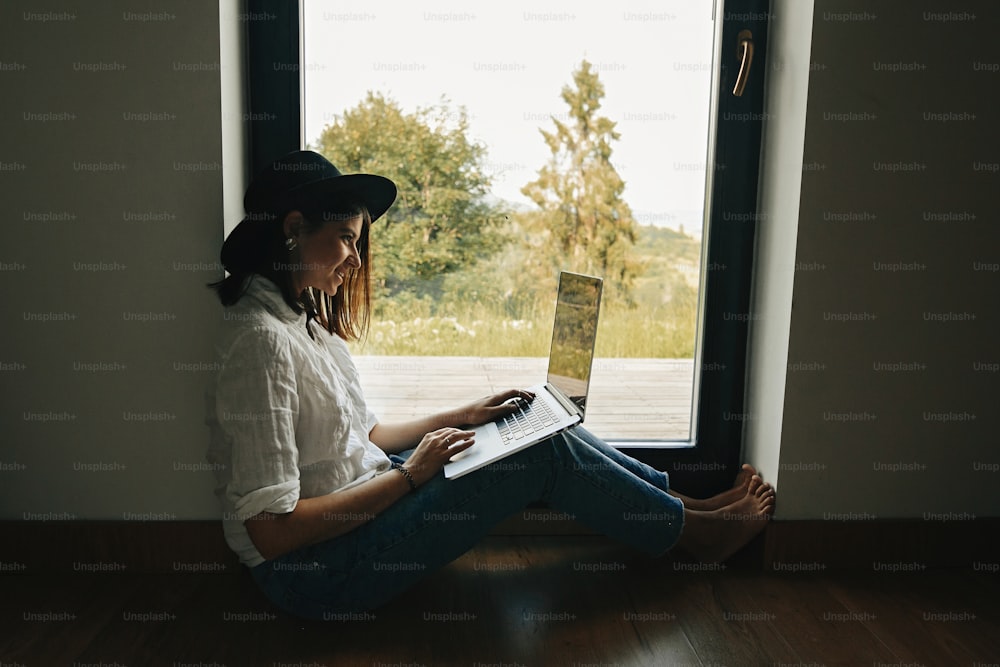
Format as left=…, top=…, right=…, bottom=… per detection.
left=210, top=202, right=373, bottom=342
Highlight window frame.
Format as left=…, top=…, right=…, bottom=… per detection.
left=245, top=0, right=771, bottom=498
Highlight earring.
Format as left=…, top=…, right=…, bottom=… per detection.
left=285, top=237, right=297, bottom=251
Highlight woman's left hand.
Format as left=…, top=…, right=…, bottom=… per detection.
left=451, top=388, right=537, bottom=427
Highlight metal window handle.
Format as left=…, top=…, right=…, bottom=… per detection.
left=733, top=30, right=754, bottom=97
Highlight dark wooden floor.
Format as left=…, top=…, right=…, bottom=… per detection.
left=2, top=536, right=998, bottom=666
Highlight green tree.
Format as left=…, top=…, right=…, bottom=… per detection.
left=312, top=92, right=508, bottom=300
left=521, top=60, right=639, bottom=301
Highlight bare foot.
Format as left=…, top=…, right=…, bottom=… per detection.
left=671, top=463, right=760, bottom=511
left=674, top=475, right=775, bottom=563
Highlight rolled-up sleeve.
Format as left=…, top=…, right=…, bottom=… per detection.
left=215, top=328, right=300, bottom=521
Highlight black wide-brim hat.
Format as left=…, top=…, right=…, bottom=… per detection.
left=221, top=150, right=397, bottom=273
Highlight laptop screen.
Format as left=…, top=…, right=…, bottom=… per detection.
left=546, top=272, right=603, bottom=416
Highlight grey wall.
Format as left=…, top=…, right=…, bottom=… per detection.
left=747, top=0, right=1000, bottom=519
left=0, top=0, right=238, bottom=519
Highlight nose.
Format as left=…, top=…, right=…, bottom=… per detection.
left=346, top=243, right=362, bottom=269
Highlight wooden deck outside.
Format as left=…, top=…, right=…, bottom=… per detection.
left=354, top=356, right=694, bottom=441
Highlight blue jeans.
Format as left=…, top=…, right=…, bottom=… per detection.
left=250, top=427, right=684, bottom=620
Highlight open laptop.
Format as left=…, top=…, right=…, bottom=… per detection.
left=444, top=271, right=603, bottom=479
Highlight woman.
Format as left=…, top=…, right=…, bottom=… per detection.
left=206, top=150, right=775, bottom=621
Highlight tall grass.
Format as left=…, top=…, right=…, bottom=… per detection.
left=351, top=294, right=695, bottom=359
left=351, top=224, right=702, bottom=359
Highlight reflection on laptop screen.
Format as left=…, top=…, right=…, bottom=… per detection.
left=546, top=272, right=603, bottom=414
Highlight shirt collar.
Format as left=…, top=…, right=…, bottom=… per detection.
left=243, top=274, right=305, bottom=325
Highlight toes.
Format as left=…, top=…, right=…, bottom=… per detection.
left=747, top=475, right=763, bottom=494
left=730, top=466, right=751, bottom=494
left=759, top=491, right=776, bottom=513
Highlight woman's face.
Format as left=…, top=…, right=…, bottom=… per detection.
left=285, top=211, right=364, bottom=296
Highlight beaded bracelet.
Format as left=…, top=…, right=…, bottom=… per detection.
left=391, top=461, right=417, bottom=493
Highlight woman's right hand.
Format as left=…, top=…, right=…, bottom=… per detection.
left=402, top=427, right=475, bottom=486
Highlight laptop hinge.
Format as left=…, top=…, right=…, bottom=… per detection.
left=546, top=382, right=584, bottom=419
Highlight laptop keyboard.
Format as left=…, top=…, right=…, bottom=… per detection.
left=498, top=398, right=560, bottom=445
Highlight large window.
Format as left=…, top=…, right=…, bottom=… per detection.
left=247, top=0, right=770, bottom=496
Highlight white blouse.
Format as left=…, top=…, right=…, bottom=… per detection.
left=205, top=275, right=390, bottom=567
